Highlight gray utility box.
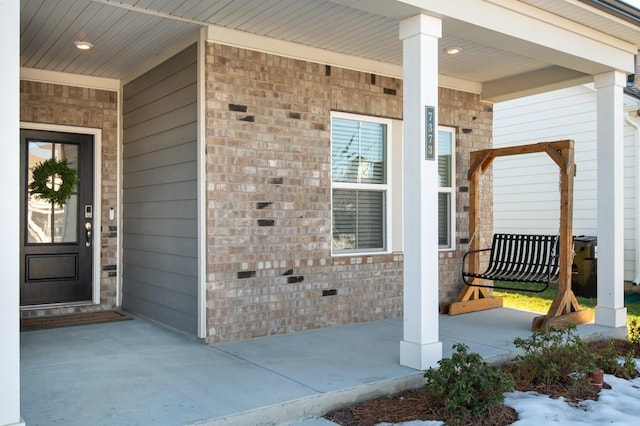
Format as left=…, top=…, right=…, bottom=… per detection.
left=572, top=235, right=597, bottom=298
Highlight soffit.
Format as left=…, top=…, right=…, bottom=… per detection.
left=19, top=0, right=640, bottom=98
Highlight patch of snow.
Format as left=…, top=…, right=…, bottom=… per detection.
left=508, top=373, right=640, bottom=425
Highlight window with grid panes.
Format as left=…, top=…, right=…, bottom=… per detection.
left=331, top=114, right=389, bottom=253
left=438, top=127, right=456, bottom=249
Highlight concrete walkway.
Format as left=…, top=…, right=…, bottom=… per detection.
left=20, top=308, right=624, bottom=425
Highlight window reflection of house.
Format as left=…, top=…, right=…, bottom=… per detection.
left=331, top=115, right=388, bottom=252
left=353, top=156, right=384, bottom=183
left=27, top=141, right=78, bottom=244
left=27, top=195, right=76, bottom=243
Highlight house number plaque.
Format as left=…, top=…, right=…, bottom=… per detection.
left=425, top=105, right=435, bottom=160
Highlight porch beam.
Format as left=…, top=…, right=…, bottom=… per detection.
left=0, top=0, right=24, bottom=424
left=398, top=14, right=443, bottom=371
left=482, top=66, right=593, bottom=103
left=399, top=0, right=636, bottom=74
left=594, top=71, right=628, bottom=328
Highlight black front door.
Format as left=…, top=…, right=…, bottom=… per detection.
left=20, top=129, right=94, bottom=306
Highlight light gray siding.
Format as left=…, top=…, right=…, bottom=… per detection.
left=122, top=44, right=198, bottom=334
left=493, top=84, right=638, bottom=282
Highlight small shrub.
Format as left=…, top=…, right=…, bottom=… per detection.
left=424, top=343, right=514, bottom=421
left=629, top=319, right=640, bottom=346
left=622, top=352, right=640, bottom=379
left=512, top=325, right=595, bottom=388
left=596, top=341, right=624, bottom=374
left=594, top=341, right=639, bottom=379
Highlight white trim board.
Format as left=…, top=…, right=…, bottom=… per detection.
left=196, top=28, right=207, bottom=339
left=20, top=68, right=119, bottom=91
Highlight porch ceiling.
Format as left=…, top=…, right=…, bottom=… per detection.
left=20, top=0, right=640, bottom=101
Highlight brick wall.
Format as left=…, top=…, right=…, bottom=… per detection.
left=439, top=88, right=494, bottom=303
left=204, top=43, right=492, bottom=343
left=20, top=81, right=119, bottom=317
left=17, top=60, right=490, bottom=334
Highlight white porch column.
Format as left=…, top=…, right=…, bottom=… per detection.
left=594, top=71, right=627, bottom=328
left=398, top=14, right=443, bottom=370
left=0, top=1, right=24, bottom=425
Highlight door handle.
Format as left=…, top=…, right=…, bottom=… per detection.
left=85, top=222, right=92, bottom=247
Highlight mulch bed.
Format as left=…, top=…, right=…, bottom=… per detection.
left=325, top=388, right=518, bottom=425
left=325, top=340, right=637, bottom=426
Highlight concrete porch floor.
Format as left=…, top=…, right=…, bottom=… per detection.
left=20, top=308, right=625, bottom=426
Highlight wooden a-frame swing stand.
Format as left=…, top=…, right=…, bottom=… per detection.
left=446, top=140, right=593, bottom=330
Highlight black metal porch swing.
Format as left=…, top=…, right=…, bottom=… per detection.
left=445, top=140, right=593, bottom=331
left=461, top=232, right=559, bottom=293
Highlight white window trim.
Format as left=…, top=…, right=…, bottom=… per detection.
left=439, top=126, right=456, bottom=251
left=330, top=111, right=393, bottom=256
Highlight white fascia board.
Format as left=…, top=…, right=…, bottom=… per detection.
left=21, top=68, right=120, bottom=91
left=206, top=25, right=482, bottom=94
left=398, top=0, right=637, bottom=73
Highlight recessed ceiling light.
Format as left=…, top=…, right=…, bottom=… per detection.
left=74, top=41, right=93, bottom=50
left=444, top=47, right=462, bottom=55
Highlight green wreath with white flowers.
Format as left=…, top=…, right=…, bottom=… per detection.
left=28, top=158, right=78, bottom=207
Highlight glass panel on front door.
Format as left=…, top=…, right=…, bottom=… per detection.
left=27, top=141, right=78, bottom=244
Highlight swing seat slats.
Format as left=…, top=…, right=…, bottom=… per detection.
left=462, top=234, right=559, bottom=292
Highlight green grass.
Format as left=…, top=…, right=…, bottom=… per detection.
left=494, top=283, right=640, bottom=327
